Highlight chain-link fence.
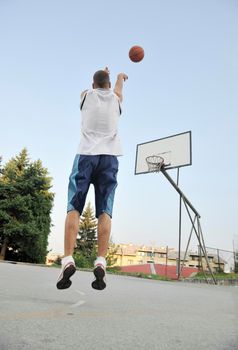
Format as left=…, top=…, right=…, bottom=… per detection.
left=205, top=246, right=236, bottom=273
left=233, top=235, right=238, bottom=273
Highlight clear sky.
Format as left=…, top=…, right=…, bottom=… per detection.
left=0, top=0, right=237, bottom=254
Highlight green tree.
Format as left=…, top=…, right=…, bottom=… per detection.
left=74, top=202, right=97, bottom=268
left=235, top=251, right=238, bottom=273
left=106, top=239, right=118, bottom=267
left=0, top=149, right=54, bottom=263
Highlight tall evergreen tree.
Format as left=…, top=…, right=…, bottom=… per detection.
left=74, top=202, right=97, bottom=267
left=235, top=251, right=238, bottom=273
left=0, top=149, right=54, bottom=263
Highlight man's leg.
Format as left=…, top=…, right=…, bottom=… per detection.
left=92, top=155, right=118, bottom=290
left=56, top=210, right=80, bottom=289
left=97, top=212, right=111, bottom=257
left=64, top=210, right=80, bottom=256
left=92, top=212, right=111, bottom=290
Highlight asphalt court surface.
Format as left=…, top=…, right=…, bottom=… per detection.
left=0, top=262, right=237, bottom=350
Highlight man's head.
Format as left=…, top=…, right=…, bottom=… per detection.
left=93, top=70, right=111, bottom=89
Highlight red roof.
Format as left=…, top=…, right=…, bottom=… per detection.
left=120, top=264, right=198, bottom=279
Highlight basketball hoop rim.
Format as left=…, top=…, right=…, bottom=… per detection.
left=146, top=155, right=165, bottom=173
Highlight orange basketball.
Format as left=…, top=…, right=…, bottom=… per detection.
left=129, top=45, right=144, bottom=63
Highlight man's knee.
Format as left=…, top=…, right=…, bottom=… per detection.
left=98, top=212, right=111, bottom=222
left=66, top=210, right=80, bottom=229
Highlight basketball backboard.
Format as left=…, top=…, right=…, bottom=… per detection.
left=135, top=131, right=192, bottom=174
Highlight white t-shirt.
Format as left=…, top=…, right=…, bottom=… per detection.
left=77, top=88, right=123, bottom=156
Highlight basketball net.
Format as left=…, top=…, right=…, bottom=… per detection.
left=146, top=155, right=164, bottom=173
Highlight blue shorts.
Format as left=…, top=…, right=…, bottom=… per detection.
left=67, top=155, right=118, bottom=218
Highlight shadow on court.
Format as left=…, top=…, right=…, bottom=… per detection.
left=0, top=262, right=237, bottom=350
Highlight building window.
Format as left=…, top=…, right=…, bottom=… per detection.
left=157, top=253, right=166, bottom=258
left=138, top=251, right=145, bottom=256
left=191, top=256, right=198, bottom=261
left=146, top=252, right=154, bottom=257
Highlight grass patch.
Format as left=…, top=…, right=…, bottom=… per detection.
left=192, top=272, right=238, bottom=280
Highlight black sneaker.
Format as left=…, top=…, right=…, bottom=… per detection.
left=91, top=265, right=106, bottom=290
left=56, top=262, right=76, bottom=290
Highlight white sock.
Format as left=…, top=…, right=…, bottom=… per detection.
left=94, top=256, right=106, bottom=268
left=62, top=255, right=75, bottom=266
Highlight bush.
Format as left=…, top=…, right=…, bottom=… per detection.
left=73, top=252, right=95, bottom=268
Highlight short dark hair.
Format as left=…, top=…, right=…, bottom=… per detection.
left=93, top=70, right=110, bottom=88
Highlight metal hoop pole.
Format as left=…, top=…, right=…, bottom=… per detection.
left=180, top=214, right=197, bottom=277
left=177, top=168, right=182, bottom=279
left=161, top=168, right=201, bottom=218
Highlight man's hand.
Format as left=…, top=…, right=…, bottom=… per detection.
left=104, top=67, right=110, bottom=75
left=117, top=73, right=128, bottom=82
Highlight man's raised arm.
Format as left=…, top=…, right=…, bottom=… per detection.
left=113, top=73, right=128, bottom=102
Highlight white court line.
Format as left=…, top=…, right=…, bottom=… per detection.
left=70, top=300, right=86, bottom=308
left=74, top=290, right=85, bottom=296
left=70, top=290, right=86, bottom=308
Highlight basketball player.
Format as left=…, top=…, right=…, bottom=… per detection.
left=56, top=67, right=128, bottom=290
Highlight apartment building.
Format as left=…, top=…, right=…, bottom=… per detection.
left=109, top=243, right=225, bottom=273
